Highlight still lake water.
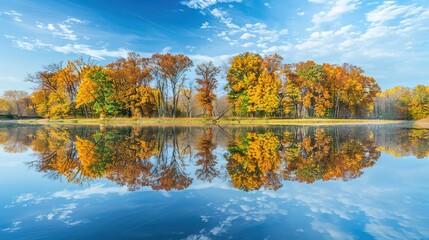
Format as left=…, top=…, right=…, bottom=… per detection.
left=0, top=123, right=428, bottom=240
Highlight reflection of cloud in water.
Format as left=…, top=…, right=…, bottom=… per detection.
left=184, top=233, right=211, bottom=240
left=9, top=184, right=128, bottom=207
left=5, top=184, right=129, bottom=230
left=36, top=203, right=84, bottom=226
left=52, top=184, right=128, bottom=199
left=263, top=183, right=429, bottom=240
left=2, top=221, right=21, bottom=233
left=311, top=220, right=354, bottom=240
left=186, top=195, right=288, bottom=239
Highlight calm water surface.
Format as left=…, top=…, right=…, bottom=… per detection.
left=0, top=123, right=428, bottom=240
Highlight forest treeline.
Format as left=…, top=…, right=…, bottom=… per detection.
left=0, top=52, right=428, bottom=120
left=0, top=125, right=427, bottom=191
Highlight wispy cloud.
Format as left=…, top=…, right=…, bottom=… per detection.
left=181, top=0, right=242, bottom=10
left=188, top=53, right=234, bottom=65
left=183, top=1, right=289, bottom=53
left=12, top=38, right=129, bottom=60
left=35, top=203, right=85, bottom=226
left=1, top=10, right=22, bottom=22
left=161, top=46, right=172, bottom=54
left=10, top=184, right=128, bottom=206
left=35, top=17, right=87, bottom=41
left=2, top=221, right=21, bottom=233
left=312, top=0, right=361, bottom=24
left=51, top=184, right=128, bottom=199
left=296, top=25, right=355, bottom=53
left=366, top=1, right=424, bottom=25
left=201, top=21, right=212, bottom=29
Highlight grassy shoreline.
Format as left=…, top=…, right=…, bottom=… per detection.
left=10, top=117, right=410, bottom=126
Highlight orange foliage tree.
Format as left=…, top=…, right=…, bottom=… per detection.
left=195, top=62, right=220, bottom=117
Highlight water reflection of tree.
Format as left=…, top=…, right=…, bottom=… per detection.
left=225, top=131, right=283, bottom=191
left=1, top=125, right=427, bottom=192
left=375, top=126, right=429, bottom=159
left=195, top=128, right=219, bottom=183
left=0, top=124, right=37, bottom=153
left=10, top=125, right=193, bottom=191
left=282, top=127, right=380, bottom=183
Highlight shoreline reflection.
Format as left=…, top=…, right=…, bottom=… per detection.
left=0, top=124, right=427, bottom=192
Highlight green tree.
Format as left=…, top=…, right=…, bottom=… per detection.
left=76, top=66, right=118, bottom=119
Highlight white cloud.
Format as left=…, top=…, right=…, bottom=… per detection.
left=201, top=21, right=212, bottom=29
left=210, top=8, right=225, bottom=18
left=35, top=17, right=88, bottom=41
left=185, top=234, right=211, bottom=240
left=312, top=0, right=361, bottom=24
left=52, top=184, right=128, bottom=199
left=11, top=184, right=129, bottom=205
left=161, top=46, right=172, bottom=53
left=11, top=37, right=129, bottom=60
left=264, top=2, right=271, bottom=8
left=2, top=221, right=21, bottom=233
left=186, top=45, right=196, bottom=52
left=295, top=24, right=355, bottom=54
left=241, top=42, right=254, bottom=47
left=240, top=33, right=256, bottom=40
left=188, top=53, right=234, bottom=65
left=65, top=17, right=87, bottom=24
left=312, top=221, right=355, bottom=240
left=366, top=1, right=424, bottom=25
left=210, top=8, right=240, bottom=29
left=187, top=1, right=290, bottom=53
left=35, top=203, right=85, bottom=226
left=1, top=10, right=22, bottom=22
left=4, top=34, right=15, bottom=39
left=181, top=0, right=242, bottom=10
left=52, top=44, right=128, bottom=59
left=262, top=45, right=291, bottom=53
left=14, top=40, right=38, bottom=50
left=308, top=0, right=326, bottom=3
left=299, top=2, right=429, bottom=60
left=58, top=24, right=77, bottom=40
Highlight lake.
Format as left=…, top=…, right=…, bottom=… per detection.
left=0, top=123, right=428, bottom=239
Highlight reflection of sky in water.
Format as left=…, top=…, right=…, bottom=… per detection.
left=1, top=129, right=429, bottom=239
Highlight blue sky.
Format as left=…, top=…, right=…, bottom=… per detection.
left=1, top=0, right=428, bottom=94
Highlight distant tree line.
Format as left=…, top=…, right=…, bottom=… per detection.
left=0, top=52, right=428, bottom=120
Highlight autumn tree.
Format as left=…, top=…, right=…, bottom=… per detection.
left=264, top=54, right=285, bottom=116
left=106, top=52, right=156, bottom=118
left=180, top=87, right=195, bottom=118
left=374, top=86, right=408, bottom=119
left=226, top=52, right=263, bottom=115
left=247, top=69, right=281, bottom=116
left=27, top=58, right=92, bottom=118
left=226, top=52, right=281, bottom=116
left=398, top=85, right=429, bottom=120
left=283, top=61, right=332, bottom=118
left=195, top=62, right=220, bottom=117
left=151, top=53, right=193, bottom=118
left=18, top=52, right=386, bottom=120
left=340, top=64, right=380, bottom=118
left=76, top=66, right=118, bottom=119
left=2, top=90, right=34, bottom=117
left=0, top=98, right=10, bottom=115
